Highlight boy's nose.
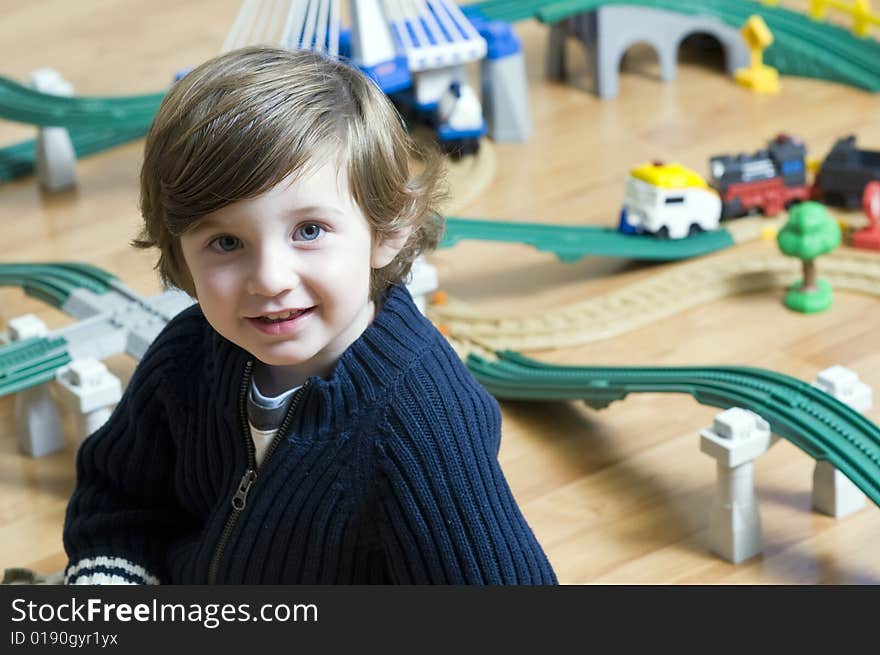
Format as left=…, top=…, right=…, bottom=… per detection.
left=246, top=250, right=300, bottom=297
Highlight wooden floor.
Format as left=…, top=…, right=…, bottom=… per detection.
left=2, top=0, right=880, bottom=584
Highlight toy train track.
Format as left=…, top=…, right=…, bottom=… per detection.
left=467, top=350, right=880, bottom=507
left=441, top=216, right=736, bottom=260
left=0, top=125, right=150, bottom=183
left=5, top=260, right=880, bottom=507
left=0, top=335, right=72, bottom=396
left=428, top=249, right=880, bottom=351
left=0, top=262, right=193, bottom=398
left=0, top=76, right=163, bottom=129
left=0, top=76, right=163, bottom=183
left=0, top=262, right=115, bottom=305
left=465, top=0, right=880, bottom=91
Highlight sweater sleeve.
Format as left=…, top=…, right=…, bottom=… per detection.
left=373, top=350, right=557, bottom=585
left=62, top=334, right=192, bottom=585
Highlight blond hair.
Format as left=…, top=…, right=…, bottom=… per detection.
left=136, top=46, right=446, bottom=300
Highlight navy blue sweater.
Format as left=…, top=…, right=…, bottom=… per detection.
left=63, top=285, right=557, bottom=584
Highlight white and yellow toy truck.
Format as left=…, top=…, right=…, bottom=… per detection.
left=619, top=161, right=722, bottom=239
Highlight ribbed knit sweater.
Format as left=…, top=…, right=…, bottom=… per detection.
left=63, top=284, right=557, bottom=584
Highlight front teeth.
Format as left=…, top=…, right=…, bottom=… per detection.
left=258, top=309, right=306, bottom=323
left=265, top=311, right=295, bottom=320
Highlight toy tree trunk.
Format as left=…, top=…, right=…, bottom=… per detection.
left=802, top=258, right=817, bottom=292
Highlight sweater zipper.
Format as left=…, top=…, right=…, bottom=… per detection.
left=207, top=359, right=310, bottom=584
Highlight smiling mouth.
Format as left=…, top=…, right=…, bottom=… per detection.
left=251, top=308, right=313, bottom=323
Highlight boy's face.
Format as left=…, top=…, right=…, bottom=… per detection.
left=179, top=162, right=402, bottom=387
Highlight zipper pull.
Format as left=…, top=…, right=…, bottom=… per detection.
left=231, top=469, right=256, bottom=511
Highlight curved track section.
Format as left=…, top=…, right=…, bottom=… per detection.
left=465, top=0, right=880, bottom=92
left=441, top=217, right=735, bottom=261
left=469, top=349, right=880, bottom=506
left=0, top=262, right=114, bottom=307
left=0, top=76, right=163, bottom=129
left=429, top=250, right=880, bottom=351
left=0, top=77, right=162, bottom=183
left=0, top=125, right=150, bottom=183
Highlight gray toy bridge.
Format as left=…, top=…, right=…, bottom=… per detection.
left=464, top=0, right=880, bottom=97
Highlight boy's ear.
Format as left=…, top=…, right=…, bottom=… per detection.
left=371, top=225, right=413, bottom=269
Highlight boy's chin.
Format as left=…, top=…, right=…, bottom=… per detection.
left=253, top=347, right=316, bottom=368
left=251, top=339, right=333, bottom=369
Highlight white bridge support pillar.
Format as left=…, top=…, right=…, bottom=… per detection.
left=29, top=68, right=76, bottom=192
left=811, top=365, right=871, bottom=518
left=479, top=20, right=532, bottom=142
left=405, top=256, right=439, bottom=315
left=700, top=407, right=776, bottom=564
left=55, top=359, right=122, bottom=444
left=9, top=314, right=64, bottom=458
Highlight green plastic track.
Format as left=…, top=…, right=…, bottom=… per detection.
left=0, top=76, right=164, bottom=129
left=0, top=124, right=150, bottom=183
left=0, top=335, right=71, bottom=397
left=0, top=262, right=118, bottom=396
left=0, top=262, right=115, bottom=307
left=464, top=0, right=880, bottom=92
left=468, top=350, right=880, bottom=507
left=441, top=216, right=735, bottom=261
left=0, top=76, right=162, bottom=183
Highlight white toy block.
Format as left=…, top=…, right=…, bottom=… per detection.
left=405, top=257, right=439, bottom=315
left=55, top=359, right=122, bottom=442
left=707, top=464, right=763, bottom=564
left=812, top=460, right=866, bottom=518
left=700, top=408, right=773, bottom=564
left=700, top=407, right=775, bottom=468
left=16, top=387, right=64, bottom=457
left=8, top=313, right=49, bottom=340
left=811, top=365, right=870, bottom=517
left=9, top=314, right=63, bottom=457
left=813, top=365, right=872, bottom=413
left=29, top=68, right=76, bottom=192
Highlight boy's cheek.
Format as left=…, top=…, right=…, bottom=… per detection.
left=176, top=249, right=201, bottom=293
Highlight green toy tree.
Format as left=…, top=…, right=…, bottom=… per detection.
left=776, top=201, right=841, bottom=313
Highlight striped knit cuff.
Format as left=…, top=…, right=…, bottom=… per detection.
left=65, top=556, right=161, bottom=585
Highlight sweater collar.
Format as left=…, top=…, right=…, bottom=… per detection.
left=210, top=284, right=436, bottom=437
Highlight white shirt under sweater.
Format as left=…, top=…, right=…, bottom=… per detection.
left=247, top=379, right=301, bottom=467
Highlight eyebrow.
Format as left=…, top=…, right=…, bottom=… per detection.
left=187, top=216, right=227, bottom=235
left=288, top=205, right=346, bottom=219
left=189, top=205, right=345, bottom=232
left=187, top=205, right=346, bottom=235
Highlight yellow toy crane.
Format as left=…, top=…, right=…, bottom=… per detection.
left=735, top=14, right=781, bottom=93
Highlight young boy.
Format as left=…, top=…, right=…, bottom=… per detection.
left=63, top=47, right=557, bottom=585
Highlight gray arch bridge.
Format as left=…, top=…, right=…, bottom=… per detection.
left=464, top=0, right=880, bottom=96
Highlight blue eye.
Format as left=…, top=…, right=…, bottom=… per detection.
left=295, top=223, right=323, bottom=241
left=210, top=235, right=241, bottom=252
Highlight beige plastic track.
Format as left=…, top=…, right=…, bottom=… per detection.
left=429, top=249, right=880, bottom=353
